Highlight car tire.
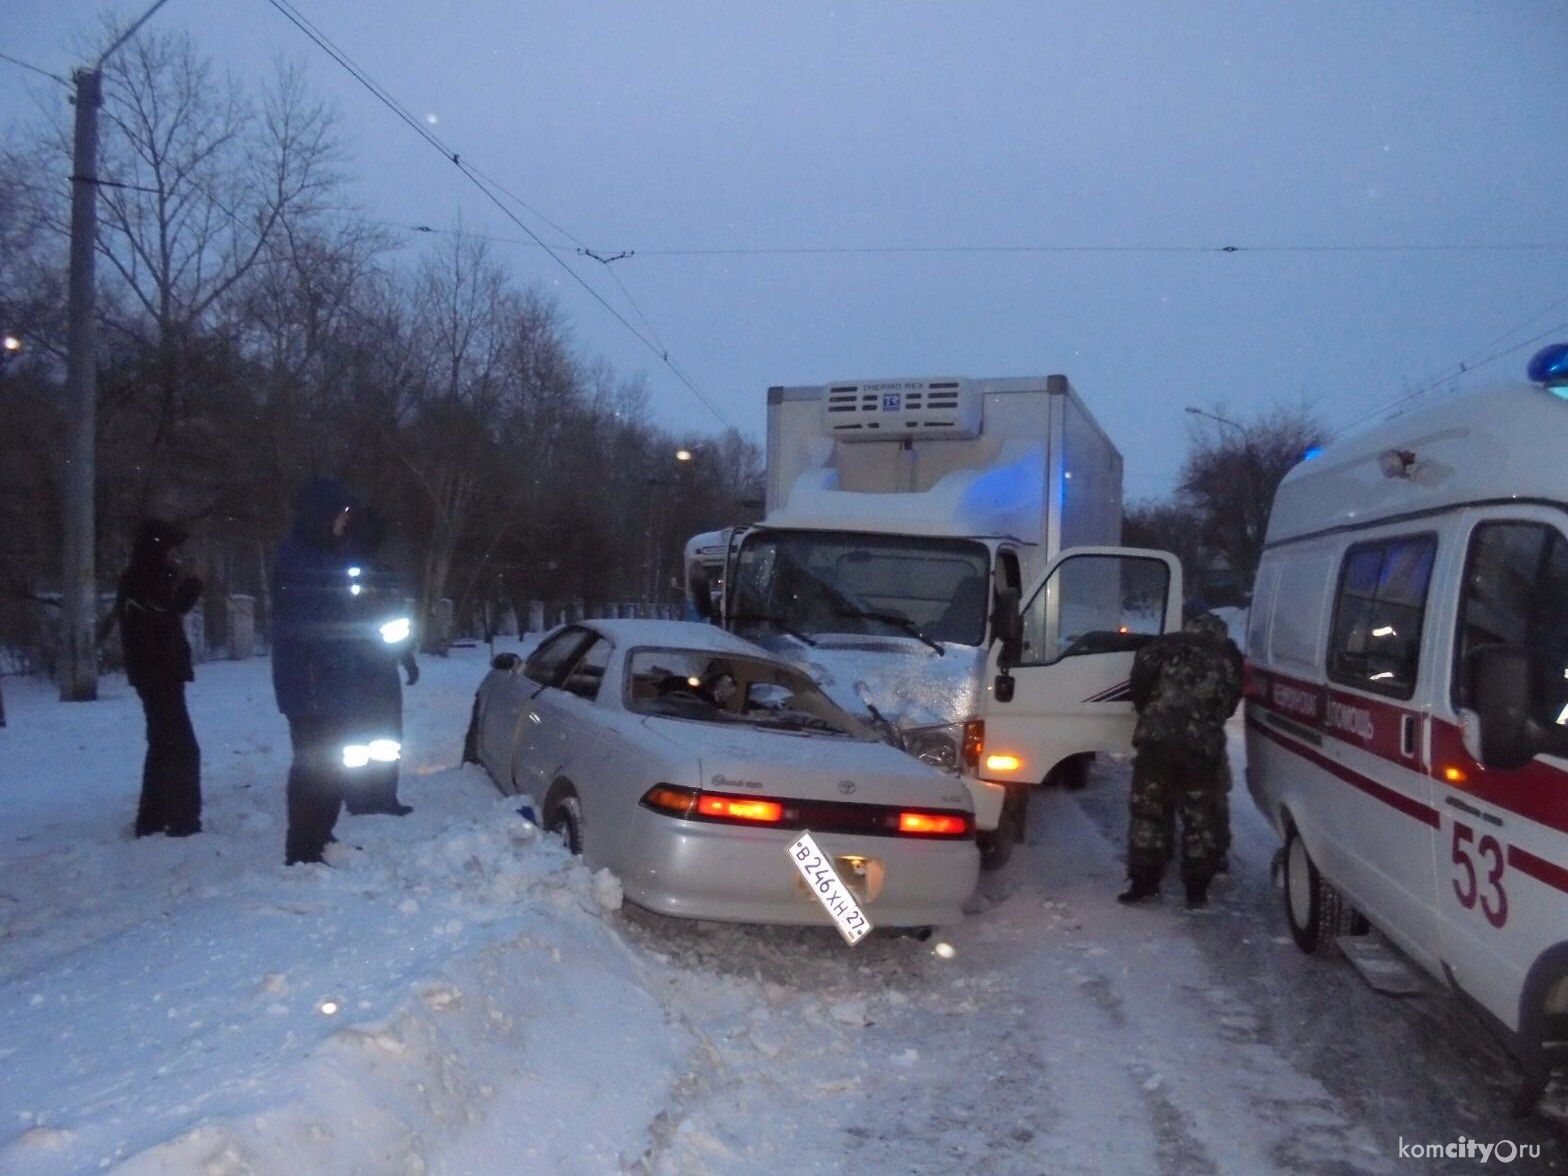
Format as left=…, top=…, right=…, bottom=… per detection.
left=545, top=789, right=584, bottom=856
left=1283, top=825, right=1362, bottom=953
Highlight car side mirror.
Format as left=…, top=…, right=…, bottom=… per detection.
left=992, top=586, right=1023, bottom=670
left=1462, top=644, right=1568, bottom=769
left=492, top=652, right=522, bottom=672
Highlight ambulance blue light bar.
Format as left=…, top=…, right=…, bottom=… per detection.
left=1527, top=342, right=1568, bottom=389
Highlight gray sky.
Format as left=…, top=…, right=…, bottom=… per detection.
left=6, top=1, right=1567, bottom=499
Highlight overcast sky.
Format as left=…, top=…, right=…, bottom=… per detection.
left=6, top=1, right=1567, bottom=499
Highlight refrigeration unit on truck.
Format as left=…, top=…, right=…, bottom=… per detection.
left=686, top=374, right=1182, bottom=868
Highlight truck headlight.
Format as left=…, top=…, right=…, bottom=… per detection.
left=902, top=720, right=983, bottom=773
left=904, top=723, right=963, bottom=771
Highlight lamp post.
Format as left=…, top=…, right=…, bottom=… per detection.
left=59, top=0, right=174, bottom=701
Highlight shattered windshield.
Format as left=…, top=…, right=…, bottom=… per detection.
left=624, top=648, right=874, bottom=738
left=730, top=530, right=991, bottom=645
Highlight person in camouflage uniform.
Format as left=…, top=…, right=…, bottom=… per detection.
left=1120, top=610, right=1243, bottom=908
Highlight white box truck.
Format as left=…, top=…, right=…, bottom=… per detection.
left=687, top=374, right=1183, bottom=867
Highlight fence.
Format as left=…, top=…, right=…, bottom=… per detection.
left=1, top=594, right=684, bottom=681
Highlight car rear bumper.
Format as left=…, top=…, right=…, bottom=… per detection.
left=619, top=808, right=979, bottom=928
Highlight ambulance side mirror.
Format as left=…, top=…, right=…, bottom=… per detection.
left=1462, top=645, right=1568, bottom=769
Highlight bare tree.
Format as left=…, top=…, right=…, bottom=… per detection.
left=1178, top=404, right=1325, bottom=588
left=90, top=33, right=342, bottom=514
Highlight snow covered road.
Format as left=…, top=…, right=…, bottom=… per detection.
left=0, top=650, right=1561, bottom=1174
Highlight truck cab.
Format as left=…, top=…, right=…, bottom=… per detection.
left=690, top=374, right=1182, bottom=866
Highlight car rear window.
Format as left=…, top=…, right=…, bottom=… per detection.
left=624, top=648, right=871, bottom=738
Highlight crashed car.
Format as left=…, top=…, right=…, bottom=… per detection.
left=463, top=619, right=979, bottom=928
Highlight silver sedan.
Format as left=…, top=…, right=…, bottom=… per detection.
left=463, top=619, right=979, bottom=929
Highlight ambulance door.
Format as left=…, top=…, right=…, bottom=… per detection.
left=981, top=548, right=1182, bottom=786
left=1435, top=511, right=1568, bottom=1032
left=1313, top=530, right=1445, bottom=967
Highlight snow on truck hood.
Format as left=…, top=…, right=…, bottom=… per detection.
left=753, top=635, right=986, bottom=736
left=638, top=714, right=972, bottom=810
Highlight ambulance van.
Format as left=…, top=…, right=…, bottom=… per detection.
left=1245, top=344, right=1568, bottom=1107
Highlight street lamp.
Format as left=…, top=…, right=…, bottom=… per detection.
left=59, top=0, right=174, bottom=701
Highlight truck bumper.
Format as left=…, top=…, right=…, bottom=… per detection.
left=964, top=775, right=1007, bottom=831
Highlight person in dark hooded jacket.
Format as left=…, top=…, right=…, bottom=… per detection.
left=110, top=520, right=204, bottom=837
left=272, top=478, right=365, bottom=865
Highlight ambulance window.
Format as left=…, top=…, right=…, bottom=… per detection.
left=1326, top=535, right=1436, bottom=699
left=1453, top=522, right=1568, bottom=718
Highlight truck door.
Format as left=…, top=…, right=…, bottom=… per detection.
left=980, top=547, right=1182, bottom=786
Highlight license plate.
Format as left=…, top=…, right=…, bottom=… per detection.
left=787, top=832, right=873, bottom=946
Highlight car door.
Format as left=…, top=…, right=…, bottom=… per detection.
left=485, top=627, right=592, bottom=794
left=1435, top=510, right=1568, bottom=1031
left=514, top=633, right=614, bottom=808
left=981, top=547, right=1182, bottom=784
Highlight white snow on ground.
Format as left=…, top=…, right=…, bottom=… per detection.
left=0, top=647, right=1554, bottom=1175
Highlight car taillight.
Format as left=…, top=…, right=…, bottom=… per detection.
left=641, top=785, right=700, bottom=817
left=697, top=794, right=784, bottom=823
left=640, top=786, right=785, bottom=825
left=897, top=811, right=972, bottom=837
left=962, top=720, right=983, bottom=772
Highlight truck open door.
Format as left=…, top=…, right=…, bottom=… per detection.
left=979, top=547, right=1183, bottom=793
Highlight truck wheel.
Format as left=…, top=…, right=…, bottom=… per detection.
left=1283, top=826, right=1361, bottom=953
left=977, top=789, right=1028, bottom=870
left=1045, top=752, right=1094, bottom=790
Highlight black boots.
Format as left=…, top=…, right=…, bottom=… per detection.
left=1117, top=869, right=1162, bottom=904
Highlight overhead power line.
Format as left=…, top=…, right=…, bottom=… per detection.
left=1332, top=307, right=1568, bottom=439
left=0, top=51, right=70, bottom=86
left=262, top=0, right=736, bottom=432
left=380, top=221, right=1568, bottom=260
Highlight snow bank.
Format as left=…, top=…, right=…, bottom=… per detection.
left=0, top=649, right=694, bottom=1176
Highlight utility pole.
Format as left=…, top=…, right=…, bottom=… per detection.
left=59, top=0, right=173, bottom=701
left=59, top=65, right=103, bottom=700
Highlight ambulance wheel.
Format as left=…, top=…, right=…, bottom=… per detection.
left=461, top=694, right=481, bottom=765
left=1283, top=826, right=1356, bottom=954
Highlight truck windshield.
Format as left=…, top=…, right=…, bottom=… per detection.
left=730, top=530, right=991, bottom=645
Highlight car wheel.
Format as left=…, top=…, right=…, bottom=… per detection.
left=545, top=790, right=584, bottom=856
left=1283, top=825, right=1361, bottom=953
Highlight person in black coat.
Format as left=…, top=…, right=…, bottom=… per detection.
left=341, top=505, right=417, bottom=817
left=271, top=477, right=364, bottom=865
left=111, top=520, right=204, bottom=837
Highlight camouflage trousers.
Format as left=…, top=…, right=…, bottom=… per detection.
left=1127, top=742, right=1227, bottom=884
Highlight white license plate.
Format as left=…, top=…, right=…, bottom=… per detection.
left=787, top=831, right=873, bottom=946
